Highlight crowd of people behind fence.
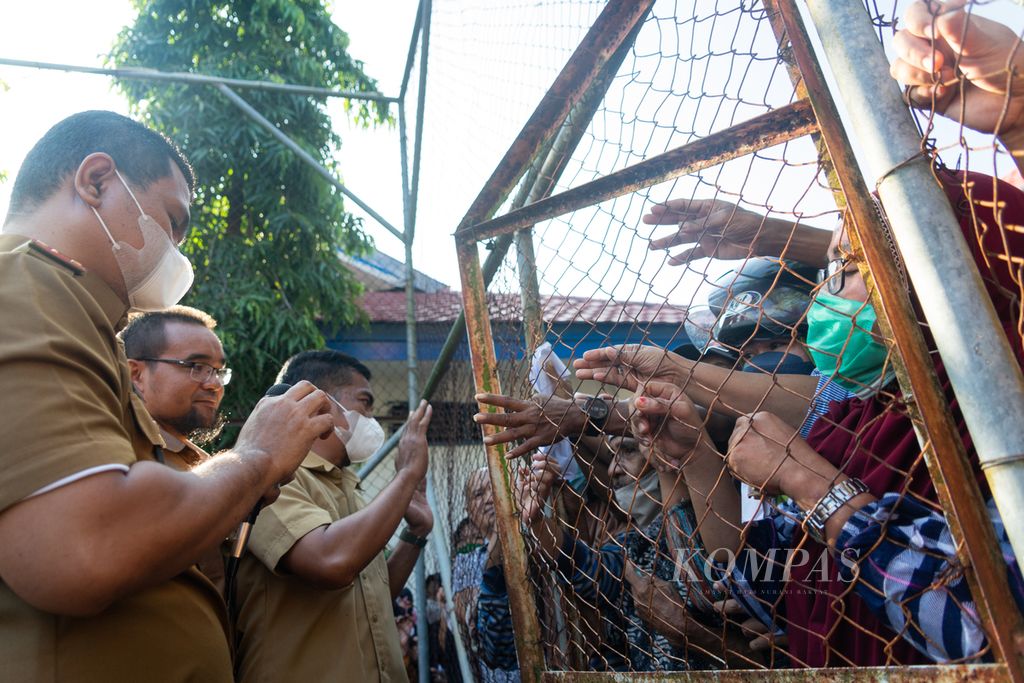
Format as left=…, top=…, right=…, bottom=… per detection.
left=0, top=1, right=1023, bottom=681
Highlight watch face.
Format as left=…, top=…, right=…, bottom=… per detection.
left=587, top=397, right=610, bottom=421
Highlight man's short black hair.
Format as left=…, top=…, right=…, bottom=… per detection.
left=5, top=110, right=195, bottom=218
left=120, top=306, right=218, bottom=360
left=277, top=349, right=372, bottom=393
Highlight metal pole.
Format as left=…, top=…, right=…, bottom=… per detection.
left=458, top=101, right=816, bottom=243
left=401, top=5, right=434, bottom=680
left=357, top=427, right=403, bottom=481
left=0, top=56, right=396, bottom=103
left=773, top=1, right=1024, bottom=673
left=215, top=84, right=404, bottom=241
left=399, top=1, right=424, bottom=101
left=803, top=0, right=1024, bottom=603
left=408, top=0, right=431, bottom=243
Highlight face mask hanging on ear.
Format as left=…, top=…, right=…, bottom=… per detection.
left=335, top=410, right=386, bottom=464
left=91, top=169, right=194, bottom=312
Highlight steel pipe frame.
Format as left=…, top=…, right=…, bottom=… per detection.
left=0, top=57, right=396, bottom=102
left=768, top=0, right=1024, bottom=676
left=455, top=2, right=656, bottom=680
left=456, top=100, right=818, bottom=244
left=540, top=663, right=1007, bottom=683
left=215, top=84, right=403, bottom=241
left=400, top=2, right=433, bottom=682
left=800, top=0, right=1024, bottom=675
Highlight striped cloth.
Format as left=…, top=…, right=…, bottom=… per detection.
left=799, top=370, right=857, bottom=438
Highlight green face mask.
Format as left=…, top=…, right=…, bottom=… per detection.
left=806, top=291, right=891, bottom=394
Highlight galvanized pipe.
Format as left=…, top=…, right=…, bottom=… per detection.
left=803, top=0, right=1024, bottom=586
left=0, top=56, right=396, bottom=102
left=775, top=1, right=1024, bottom=674
left=215, top=84, right=404, bottom=240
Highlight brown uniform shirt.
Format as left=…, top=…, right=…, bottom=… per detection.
left=0, top=235, right=233, bottom=682
left=159, top=427, right=227, bottom=593
left=235, top=453, right=408, bottom=683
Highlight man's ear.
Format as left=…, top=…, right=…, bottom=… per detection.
left=127, top=359, right=147, bottom=396
left=74, top=153, right=118, bottom=210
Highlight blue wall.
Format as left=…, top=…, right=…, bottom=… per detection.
left=326, top=321, right=691, bottom=363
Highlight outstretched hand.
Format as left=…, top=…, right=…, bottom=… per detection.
left=891, top=0, right=1024, bottom=137
left=473, top=393, right=583, bottom=459
left=573, top=344, right=691, bottom=393
left=632, top=380, right=715, bottom=471
left=644, top=197, right=798, bottom=265
left=515, top=453, right=563, bottom=526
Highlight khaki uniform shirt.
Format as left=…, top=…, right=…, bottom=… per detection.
left=0, top=235, right=233, bottom=682
left=160, top=428, right=226, bottom=593
left=235, top=453, right=407, bottom=683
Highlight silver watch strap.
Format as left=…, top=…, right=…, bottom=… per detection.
left=802, top=477, right=870, bottom=544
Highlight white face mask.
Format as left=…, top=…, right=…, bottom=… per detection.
left=613, top=469, right=662, bottom=528
left=91, top=169, right=194, bottom=312
left=335, top=409, right=386, bottom=464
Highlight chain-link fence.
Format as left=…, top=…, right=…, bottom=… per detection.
left=420, top=0, right=1024, bottom=681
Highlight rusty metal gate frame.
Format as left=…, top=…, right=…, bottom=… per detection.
left=453, top=1, right=1022, bottom=682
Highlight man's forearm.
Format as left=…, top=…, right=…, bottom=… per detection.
left=0, top=452, right=281, bottom=615
left=681, top=443, right=740, bottom=560
left=763, top=220, right=831, bottom=268
left=291, top=469, right=421, bottom=587
left=387, top=540, right=424, bottom=600
left=686, top=366, right=817, bottom=429
left=527, top=515, right=563, bottom=561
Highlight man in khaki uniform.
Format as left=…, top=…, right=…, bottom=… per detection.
left=122, top=305, right=233, bottom=588
left=0, top=110, right=333, bottom=682
left=235, top=350, right=434, bottom=683
left=122, top=306, right=230, bottom=471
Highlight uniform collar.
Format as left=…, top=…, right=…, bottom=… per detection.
left=158, top=426, right=207, bottom=457
left=301, top=452, right=359, bottom=487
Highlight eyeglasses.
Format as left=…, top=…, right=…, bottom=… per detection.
left=138, top=358, right=232, bottom=385
left=817, top=257, right=850, bottom=295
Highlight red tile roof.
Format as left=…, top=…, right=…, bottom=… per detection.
left=358, top=290, right=688, bottom=325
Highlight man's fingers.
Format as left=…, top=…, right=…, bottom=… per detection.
left=481, top=425, right=525, bottom=446
left=309, top=413, right=335, bottom=439
left=892, top=26, right=945, bottom=74
left=413, top=404, right=434, bottom=433
left=575, top=345, right=628, bottom=368
left=667, top=245, right=705, bottom=265
left=642, top=198, right=719, bottom=225
left=284, top=379, right=319, bottom=400
left=475, top=411, right=524, bottom=429
left=297, top=387, right=331, bottom=416
left=713, top=598, right=747, bottom=616
left=648, top=230, right=690, bottom=251
left=475, top=393, right=527, bottom=411
left=728, top=415, right=752, bottom=451
left=903, top=0, right=969, bottom=42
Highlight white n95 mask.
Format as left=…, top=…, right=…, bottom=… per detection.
left=335, top=410, right=386, bottom=464
left=92, top=169, right=194, bottom=312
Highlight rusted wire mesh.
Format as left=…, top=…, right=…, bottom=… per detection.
left=431, top=0, right=1024, bottom=679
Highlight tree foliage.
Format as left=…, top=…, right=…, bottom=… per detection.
left=110, top=0, right=389, bottom=436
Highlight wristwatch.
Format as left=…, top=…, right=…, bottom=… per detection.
left=801, top=477, right=869, bottom=544
left=399, top=527, right=430, bottom=548
left=578, top=396, right=610, bottom=436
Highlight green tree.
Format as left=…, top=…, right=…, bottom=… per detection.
left=110, top=0, right=389, bottom=439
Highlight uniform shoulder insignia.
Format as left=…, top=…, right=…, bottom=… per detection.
left=25, top=239, right=86, bottom=276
